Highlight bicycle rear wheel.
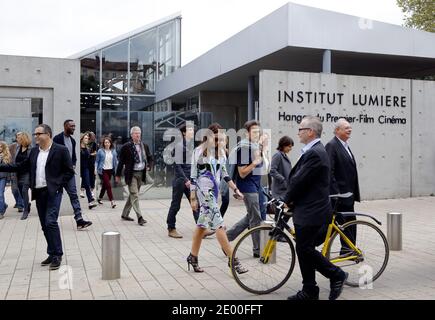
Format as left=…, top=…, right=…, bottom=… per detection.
left=326, top=220, right=389, bottom=287
left=231, top=225, right=296, bottom=294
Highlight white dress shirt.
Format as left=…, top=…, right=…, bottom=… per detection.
left=35, top=144, right=52, bottom=189
left=337, top=137, right=353, bottom=160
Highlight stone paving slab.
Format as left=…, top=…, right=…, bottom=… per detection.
left=1, top=186, right=435, bottom=300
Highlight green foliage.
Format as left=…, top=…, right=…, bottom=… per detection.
left=396, top=0, right=435, bottom=32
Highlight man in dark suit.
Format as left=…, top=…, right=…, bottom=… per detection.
left=53, top=119, right=93, bottom=230
left=325, top=118, right=360, bottom=252
left=115, top=126, right=153, bottom=226
left=0, top=124, right=75, bottom=270
left=283, top=116, right=347, bottom=301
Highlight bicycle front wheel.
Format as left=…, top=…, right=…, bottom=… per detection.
left=231, top=225, right=296, bottom=294
left=326, top=220, right=389, bottom=287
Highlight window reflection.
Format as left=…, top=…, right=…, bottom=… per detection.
left=130, top=96, right=154, bottom=111
left=130, top=30, right=157, bottom=94
left=102, top=40, right=128, bottom=94
left=81, top=53, right=100, bottom=93
left=101, top=95, right=127, bottom=111
left=80, top=94, right=99, bottom=133
left=158, top=22, right=178, bottom=80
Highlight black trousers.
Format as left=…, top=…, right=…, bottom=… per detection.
left=335, top=202, right=357, bottom=251
left=34, top=187, right=63, bottom=257
left=166, top=178, right=199, bottom=229
left=294, top=224, right=340, bottom=294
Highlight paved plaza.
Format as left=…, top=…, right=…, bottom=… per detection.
left=0, top=188, right=434, bottom=300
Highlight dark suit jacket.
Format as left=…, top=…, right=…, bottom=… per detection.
left=325, top=136, right=360, bottom=207
left=283, top=141, right=331, bottom=227
left=270, top=151, right=292, bottom=199
left=115, top=141, right=154, bottom=186
left=0, top=143, right=75, bottom=200
left=53, top=132, right=77, bottom=166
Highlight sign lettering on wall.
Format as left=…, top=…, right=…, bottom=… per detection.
left=259, top=70, right=411, bottom=200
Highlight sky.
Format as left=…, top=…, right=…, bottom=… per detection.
left=0, top=0, right=406, bottom=65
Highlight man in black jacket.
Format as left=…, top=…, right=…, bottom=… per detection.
left=115, top=126, right=153, bottom=226
left=283, top=116, right=347, bottom=300
left=0, top=124, right=75, bottom=270
left=325, top=118, right=360, bottom=252
left=53, top=119, right=93, bottom=230
left=166, top=122, right=199, bottom=238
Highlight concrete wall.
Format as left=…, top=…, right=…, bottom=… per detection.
left=0, top=54, right=80, bottom=214
left=259, top=70, right=427, bottom=200
left=411, top=80, right=435, bottom=197
left=200, top=91, right=248, bottom=130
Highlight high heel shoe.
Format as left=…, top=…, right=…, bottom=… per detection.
left=187, top=253, right=204, bottom=273
left=228, top=257, right=248, bottom=274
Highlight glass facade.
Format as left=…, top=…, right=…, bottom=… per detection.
left=79, top=17, right=214, bottom=189
left=80, top=17, right=182, bottom=140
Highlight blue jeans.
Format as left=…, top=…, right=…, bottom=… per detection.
left=0, top=178, right=7, bottom=213
left=35, top=188, right=63, bottom=257
left=81, top=168, right=94, bottom=203
left=64, top=175, right=83, bottom=221
left=10, top=177, right=24, bottom=209
left=258, top=185, right=267, bottom=221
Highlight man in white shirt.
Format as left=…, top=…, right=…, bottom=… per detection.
left=0, top=124, right=75, bottom=271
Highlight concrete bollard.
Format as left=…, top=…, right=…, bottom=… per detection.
left=260, top=220, right=276, bottom=263
left=387, top=212, right=402, bottom=251
left=102, top=231, right=121, bottom=280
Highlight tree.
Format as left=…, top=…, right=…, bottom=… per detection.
left=396, top=0, right=435, bottom=32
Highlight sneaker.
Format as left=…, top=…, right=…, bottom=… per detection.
left=329, top=271, right=349, bottom=300
left=49, top=257, right=62, bottom=270
left=40, top=256, right=53, bottom=266
left=17, top=207, right=24, bottom=213
left=88, top=201, right=97, bottom=209
left=287, top=290, right=319, bottom=300
left=138, top=217, right=147, bottom=226
left=80, top=190, right=85, bottom=198
left=168, top=228, right=183, bottom=238
left=111, top=201, right=116, bottom=209
left=77, top=219, right=93, bottom=230
left=97, top=198, right=103, bottom=204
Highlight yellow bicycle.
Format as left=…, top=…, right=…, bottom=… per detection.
left=230, top=193, right=389, bottom=294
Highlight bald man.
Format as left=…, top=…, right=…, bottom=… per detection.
left=325, top=118, right=360, bottom=253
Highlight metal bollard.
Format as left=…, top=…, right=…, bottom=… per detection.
left=260, top=220, right=276, bottom=263
left=102, top=231, right=121, bottom=280
left=387, top=212, right=402, bottom=251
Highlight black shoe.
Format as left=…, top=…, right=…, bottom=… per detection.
left=287, top=290, right=319, bottom=300
left=49, top=257, right=62, bottom=270
left=20, top=212, right=29, bottom=220
left=77, top=219, right=93, bottom=230
left=97, top=198, right=103, bottom=204
left=329, top=271, right=349, bottom=300
left=41, top=256, right=53, bottom=266
left=121, top=216, right=134, bottom=221
left=18, top=207, right=24, bottom=213
left=253, top=252, right=260, bottom=258
left=138, top=217, right=147, bottom=226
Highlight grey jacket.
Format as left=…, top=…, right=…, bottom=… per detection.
left=270, top=151, right=292, bottom=199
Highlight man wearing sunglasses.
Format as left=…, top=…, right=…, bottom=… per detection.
left=0, top=124, right=75, bottom=271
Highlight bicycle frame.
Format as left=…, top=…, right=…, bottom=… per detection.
left=321, top=215, right=362, bottom=263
